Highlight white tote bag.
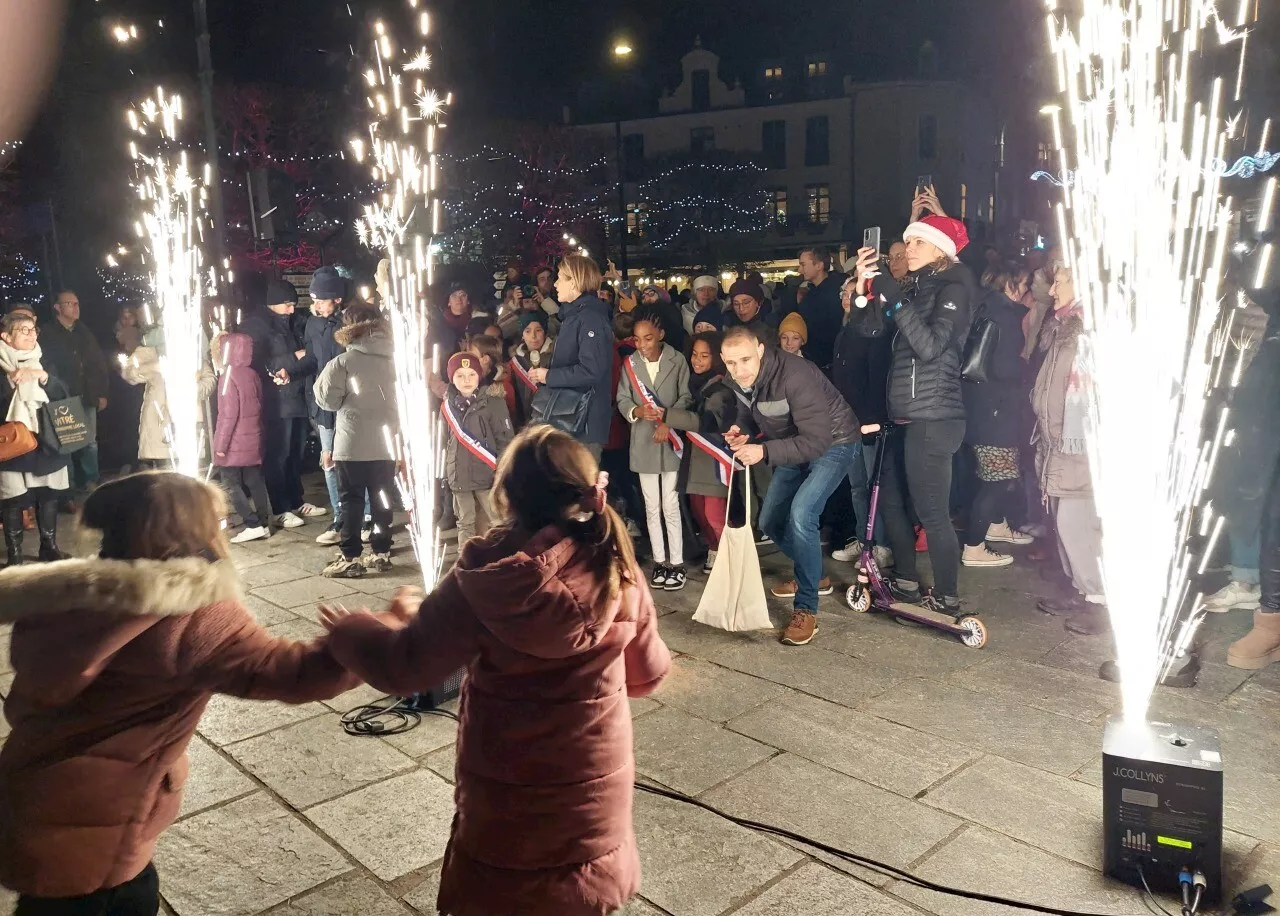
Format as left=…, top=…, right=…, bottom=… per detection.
left=694, top=462, right=773, bottom=631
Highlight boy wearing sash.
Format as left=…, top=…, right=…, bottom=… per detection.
left=615, top=309, right=692, bottom=591
left=444, top=351, right=514, bottom=547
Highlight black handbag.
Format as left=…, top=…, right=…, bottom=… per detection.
left=39, top=395, right=96, bottom=455
left=529, top=386, right=594, bottom=438
left=961, top=313, right=1000, bottom=384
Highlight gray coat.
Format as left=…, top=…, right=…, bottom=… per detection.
left=313, top=319, right=399, bottom=462
left=615, top=343, right=692, bottom=475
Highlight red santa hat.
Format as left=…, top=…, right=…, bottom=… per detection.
left=903, top=215, right=970, bottom=260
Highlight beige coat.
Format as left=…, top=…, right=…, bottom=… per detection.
left=1031, top=311, right=1091, bottom=498
left=120, top=346, right=171, bottom=461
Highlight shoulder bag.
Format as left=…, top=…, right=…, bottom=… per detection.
left=530, top=386, right=593, bottom=438
left=961, top=303, right=1001, bottom=384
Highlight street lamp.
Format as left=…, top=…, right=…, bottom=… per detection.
left=611, top=40, right=635, bottom=282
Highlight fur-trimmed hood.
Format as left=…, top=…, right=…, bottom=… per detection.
left=0, top=557, right=241, bottom=624
left=335, top=318, right=391, bottom=350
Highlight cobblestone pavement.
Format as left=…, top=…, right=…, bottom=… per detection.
left=3, top=498, right=1279, bottom=915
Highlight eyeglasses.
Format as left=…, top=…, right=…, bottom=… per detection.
left=9, top=325, right=37, bottom=337
left=889, top=252, right=907, bottom=262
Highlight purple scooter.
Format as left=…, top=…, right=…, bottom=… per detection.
left=845, top=426, right=989, bottom=649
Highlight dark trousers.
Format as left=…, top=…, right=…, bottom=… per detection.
left=964, top=479, right=1022, bottom=548
left=880, top=419, right=966, bottom=597
left=264, top=417, right=308, bottom=515
left=218, top=465, right=273, bottom=529
left=1261, top=454, right=1280, bottom=612
left=337, top=460, right=395, bottom=558
left=17, top=863, right=159, bottom=916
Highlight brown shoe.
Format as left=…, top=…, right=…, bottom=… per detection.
left=1228, top=610, right=1280, bottom=669
left=781, top=611, right=819, bottom=646
left=770, top=577, right=833, bottom=599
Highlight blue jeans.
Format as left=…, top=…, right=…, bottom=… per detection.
left=759, top=442, right=858, bottom=613
left=317, top=424, right=370, bottom=528
left=69, top=406, right=99, bottom=497
left=1231, top=528, right=1260, bottom=586
left=845, top=439, right=884, bottom=544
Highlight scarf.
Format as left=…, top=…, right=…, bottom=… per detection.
left=1059, top=307, right=1091, bottom=455
left=689, top=369, right=722, bottom=402
left=0, top=340, right=50, bottom=433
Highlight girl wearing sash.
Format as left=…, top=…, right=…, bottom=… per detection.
left=444, top=351, right=515, bottom=547
left=508, top=311, right=554, bottom=428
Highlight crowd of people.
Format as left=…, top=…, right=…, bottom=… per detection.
left=4, top=187, right=1280, bottom=916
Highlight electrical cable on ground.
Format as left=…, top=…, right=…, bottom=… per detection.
left=341, top=701, right=1193, bottom=916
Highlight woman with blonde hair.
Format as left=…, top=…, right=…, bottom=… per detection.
left=527, top=255, right=615, bottom=459
left=322, top=425, right=670, bottom=916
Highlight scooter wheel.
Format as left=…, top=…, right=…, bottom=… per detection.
left=957, top=615, right=988, bottom=649
left=846, top=584, right=873, bottom=613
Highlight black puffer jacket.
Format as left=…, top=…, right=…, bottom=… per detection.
left=962, top=288, right=1028, bottom=447
left=726, top=347, right=857, bottom=467
left=880, top=265, right=974, bottom=423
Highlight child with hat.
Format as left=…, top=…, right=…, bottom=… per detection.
left=508, top=311, right=555, bottom=427
left=443, top=351, right=515, bottom=548
left=778, top=312, right=808, bottom=357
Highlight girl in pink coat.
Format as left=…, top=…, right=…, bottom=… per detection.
left=322, top=425, right=671, bottom=916
left=212, top=332, right=273, bottom=543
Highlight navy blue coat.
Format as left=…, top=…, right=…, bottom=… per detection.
left=238, top=308, right=308, bottom=420
left=545, top=293, right=615, bottom=446
left=297, top=310, right=343, bottom=427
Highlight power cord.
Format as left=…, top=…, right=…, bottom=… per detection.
left=341, top=695, right=459, bottom=737
left=635, top=781, right=1164, bottom=916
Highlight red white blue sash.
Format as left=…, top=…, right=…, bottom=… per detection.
left=441, top=400, right=497, bottom=470
left=509, top=357, right=538, bottom=393
left=686, top=431, right=739, bottom=487
left=623, top=357, right=683, bottom=458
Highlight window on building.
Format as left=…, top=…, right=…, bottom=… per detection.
left=692, top=69, right=711, bottom=112
left=1036, top=141, right=1052, bottom=166
left=806, top=184, right=831, bottom=226
left=960, top=183, right=968, bottom=219
left=805, top=116, right=830, bottom=167
left=807, top=60, right=828, bottom=77
left=762, top=120, right=787, bottom=169
left=764, top=66, right=783, bottom=81
left=626, top=203, right=648, bottom=239
left=918, top=114, right=938, bottom=161
left=621, top=133, right=645, bottom=182
left=763, top=64, right=785, bottom=101
left=690, top=126, right=716, bottom=154
left=766, top=188, right=788, bottom=224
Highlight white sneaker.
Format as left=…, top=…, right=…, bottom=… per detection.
left=703, top=550, right=717, bottom=573
left=361, top=522, right=373, bottom=544
left=832, top=539, right=863, bottom=562
left=315, top=528, right=341, bottom=546
left=276, top=512, right=305, bottom=529
left=298, top=503, right=329, bottom=518
left=1204, top=581, right=1261, bottom=613
left=625, top=519, right=643, bottom=538
left=873, top=545, right=895, bottom=569
left=230, top=526, right=269, bottom=544
left=962, top=544, right=1015, bottom=568
left=986, top=521, right=1034, bottom=545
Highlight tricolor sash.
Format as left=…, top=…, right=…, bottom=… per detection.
left=509, top=357, right=538, bottom=393
left=686, top=431, right=740, bottom=487
left=442, top=399, right=497, bottom=470
left=623, top=357, right=683, bottom=458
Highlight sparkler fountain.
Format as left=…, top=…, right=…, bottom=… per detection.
left=124, top=88, right=213, bottom=478
left=352, top=2, right=451, bottom=589
left=1043, top=1, right=1257, bottom=905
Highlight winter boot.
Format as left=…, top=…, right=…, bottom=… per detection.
left=36, top=498, right=69, bottom=562
left=3, top=505, right=24, bottom=566
left=1227, top=610, right=1280, bottom=669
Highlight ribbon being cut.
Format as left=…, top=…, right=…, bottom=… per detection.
left=622, top=359, right=684, bottom=459
left=441, top=399, right=498, bottom=471
left=685, top=431, right=740, bottom=487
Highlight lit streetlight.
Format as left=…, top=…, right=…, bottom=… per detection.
left=613, top=42, right=633, bottom=58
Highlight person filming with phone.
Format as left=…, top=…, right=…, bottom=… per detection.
left=848, top=184, right=975, bottom=616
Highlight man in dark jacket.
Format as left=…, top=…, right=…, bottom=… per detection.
left=40, top=290, right=110, bottom=504
left=797, top=247, right=846, bottom=372
left=296, top=267, right=348, bottom=544
left=529, top=291, right=614, bottom=458
left=721, top=325, right=859, bottom=647
left=238, top=278, right=326, bottom=528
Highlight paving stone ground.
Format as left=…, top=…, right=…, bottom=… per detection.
left=2, top=487, right=1278, bottom=915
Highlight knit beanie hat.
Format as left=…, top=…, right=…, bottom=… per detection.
left=779, top=311, right=808, bottom=343
left=447, top=351, right=481, bottom=380
left=309, top=266, right=345, bottom=301
left=265, top=278, right=299, bottom=307
left=692, top=275, right=718, bottom=292
left=903, top=215, right=970, bottom=260
left=728, top=279, right=766, bottom=306
left=519, top=311, right=548, bottom=332
left=692, top=303, right=724, bottom=331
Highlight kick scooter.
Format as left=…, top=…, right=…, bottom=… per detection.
left=844, top=426, right=989, bottom=649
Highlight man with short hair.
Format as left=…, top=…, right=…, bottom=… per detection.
left=531, top=265, right=560, bottom=319
left=721, top=324, right=859, bottom=646
left=299, top=266, right=347, bottom=544
left=887, top=241, right=910, bottom=282
left=797, top=247, right=845, bottom=372
left=41, top=290, right=110, bottom=505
